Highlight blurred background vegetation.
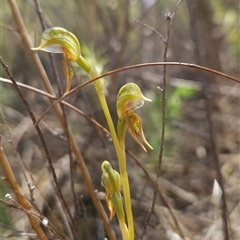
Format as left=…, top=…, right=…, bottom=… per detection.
left=0, top=0, right=239, bottom=239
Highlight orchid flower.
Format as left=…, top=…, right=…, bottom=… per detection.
left=116, top=82, right=153, bottom=152
left=32, top=27, right=91, bottom=93
left=117, top=82, right=152, bottom=120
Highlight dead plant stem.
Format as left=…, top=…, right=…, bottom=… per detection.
left=0, top=136, right=47, bottom=240
left=140, top=1, right=184, bottom=238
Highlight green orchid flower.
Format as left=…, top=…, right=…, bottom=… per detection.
left=116, top=82, right=153, bottom=152
left=32, top=27, right=91, bottom=93
left=32, top=27, right=81, bottom=61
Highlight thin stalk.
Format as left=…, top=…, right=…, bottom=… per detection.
left=0, top=137, right=47, bottom=240
left=119, top=222, right=130, bottom=240
left=88, top=65, right=134, bottom=240
left=139, top=2, right=183, bottom=239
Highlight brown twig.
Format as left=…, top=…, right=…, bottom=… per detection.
left=0, top=109, right=40, bottom=209
left=138, top=0, right=198, bottom=237
left=34, top=59, right=240, bottom=126
left=134, top=19, right=166, bottom=43
left=0, top=136, right=47, bottom=240
left=139, top=1, right=184, bottom=238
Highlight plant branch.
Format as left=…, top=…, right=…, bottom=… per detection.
left=134, top=19, right=166, bottom=43
left=140, top=1, right=183, bottom=238
left=32, top=59, right=240, bottom=126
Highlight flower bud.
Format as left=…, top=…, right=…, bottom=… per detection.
left=116, top=82, right=152, bottom=120
left=101, top=161, right=124, bottom=220
left=101, top=161, right=122, bottom=194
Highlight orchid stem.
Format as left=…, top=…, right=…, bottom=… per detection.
left=87, top=63, right=134, bottom=240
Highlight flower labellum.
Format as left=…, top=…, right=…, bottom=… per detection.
left=126, top=113, right=153, bottom=152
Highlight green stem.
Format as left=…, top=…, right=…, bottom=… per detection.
left=86, top=63, right=134, bottom=240
left=117, top=119, right=127, bottom=151
left=112, top=192, right=129, bottom=240
left=76, top=56, right=91, bottom=73
left=119, top=222, right=130, bottom=240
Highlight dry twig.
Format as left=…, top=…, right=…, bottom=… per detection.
left=0, top=136, right=47, bottom=240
